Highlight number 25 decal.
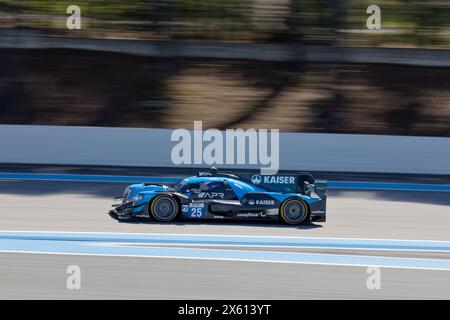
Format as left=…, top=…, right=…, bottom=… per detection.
left=190, top=207, right=203, bottom=217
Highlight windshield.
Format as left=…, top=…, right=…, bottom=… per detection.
left=167, top=181, right=186, bottom=192
left=167, top=180, right=203, bottom=193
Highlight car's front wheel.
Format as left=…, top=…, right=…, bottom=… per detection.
left=279, top=198, right=309, bottom=225
left=150, top=195, right=179, bottom=222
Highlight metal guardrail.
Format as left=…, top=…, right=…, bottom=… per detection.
left=1, top=29, right=450, bottom=67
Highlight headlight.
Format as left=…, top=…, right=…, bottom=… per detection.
left=130, top=194, right=144, bottom=202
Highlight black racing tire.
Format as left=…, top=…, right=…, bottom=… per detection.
left=279, top=198, right=309, bottom=225
left=149, top=194, right=179, bottom=222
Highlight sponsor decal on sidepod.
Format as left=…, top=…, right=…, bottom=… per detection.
left=251, top=175, right=295, bottom=185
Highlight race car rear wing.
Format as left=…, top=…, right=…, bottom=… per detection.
left=312, top=179, right=327, bottom=200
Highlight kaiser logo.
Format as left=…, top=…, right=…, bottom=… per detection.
left=251, top=175, right=296, bottom=185
left=247, top=199, right=274, bottom=206
left=266, top=175, right=296, bottom=184
left=264, top=176, right=295, bottom=184
left=251, top=175, right=262, bottom=185
left=256, top=200, right=275, bottom=206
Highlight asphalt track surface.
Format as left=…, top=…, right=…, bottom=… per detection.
left=0, top=179, right=450, bottom=299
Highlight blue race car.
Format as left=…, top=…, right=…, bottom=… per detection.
left=109, top=168, right=327, bottom=225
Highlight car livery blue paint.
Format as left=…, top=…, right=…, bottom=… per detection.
left=109, top=169, right=327, bottom=225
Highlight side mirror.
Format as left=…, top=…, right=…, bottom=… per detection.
left=304, top=181, right=314, bottom=195
left=190, top=188, right=201, bottom=194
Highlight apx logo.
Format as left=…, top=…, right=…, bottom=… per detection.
left=251, top=175, right=262, bottom=185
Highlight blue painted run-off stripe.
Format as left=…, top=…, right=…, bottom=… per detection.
left=329, top=181, right=450, bottom=192
left=0, top=172, right=450, bottom=192
left=2, top=232, right=450, bottom=270
left=2, top=232, right=450, bottom=252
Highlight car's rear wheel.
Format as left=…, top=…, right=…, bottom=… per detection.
left=279, top=198, right=309, bottom=225
left=150, top=195, right=179, bottom=222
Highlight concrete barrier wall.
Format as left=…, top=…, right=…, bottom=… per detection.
left=1, top=125, right=449, bottom=174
